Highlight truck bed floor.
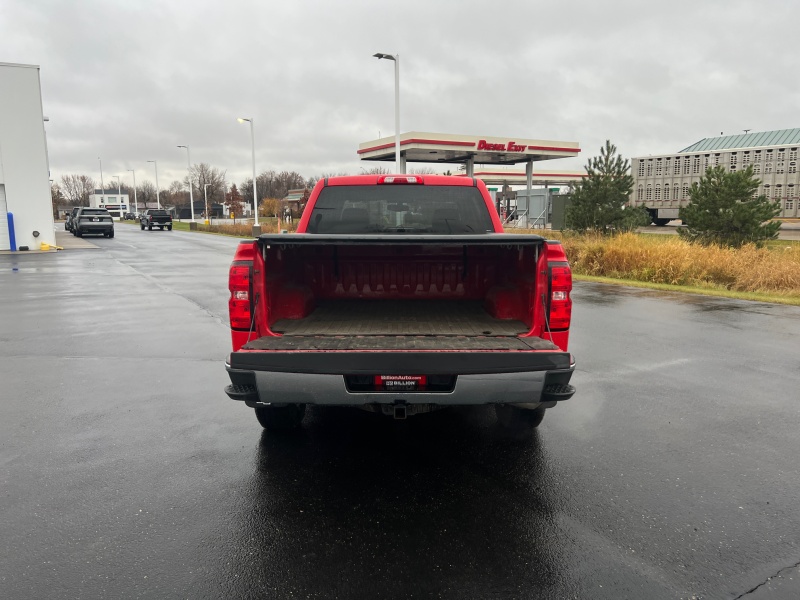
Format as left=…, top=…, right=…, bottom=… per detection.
left=271, top=300, right=528, bottom=337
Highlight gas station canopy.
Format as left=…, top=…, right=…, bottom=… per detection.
left=358, top=132, right=580, bottom=166
left=358, top=132, right=584, bottom=229
left=459, top=170, right=585, bottom=186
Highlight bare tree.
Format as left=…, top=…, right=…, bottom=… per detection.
left=50, top=182, right=67, bottom=217
left=274, top=171, right=307, bottom=197
left=239, top=178, right=254, bottom=207
left=360, top=166, right=391, bottom=175
left=410, top=167, right=437, bottom=175
left=184, top=163, right=227, bottom=204
left=241, top=170, right=310, bottom=205
left=60, top=174, right=95, bottom=206
left=165, top=180, right=189, bottom=208
left=315, top=171, right=350, bottom=180
left=136, top=181, right=158, bottom=207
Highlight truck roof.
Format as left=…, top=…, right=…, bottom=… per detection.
left=323, top=174, right=479, bottom=187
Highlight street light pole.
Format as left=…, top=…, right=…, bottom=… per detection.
left=127, top=169, right=137, bottom=214
left=203, top=183, right=211, bottom=225
left=177, top=145, right=195, bottom=222
left=147, top=160, right=161, bottom=210
left=98, top=157, right=105, bottom=205
left=112, top=175, right=121, bottom=220
left=373, top=52, right=401, bottom=174
left=221, top=174, right=226, bottom=223
left=237, top=117, right=259, bottom=228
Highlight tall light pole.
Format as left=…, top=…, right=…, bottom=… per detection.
left=373, top=52, right=401, bottom=174
left=177, top=145, right=195, bottom=222
left=98, top=157, right=105, bottom=205
left=127, top=169, right=137, bottom=214
left=203, top=183, right=211, bottom=225
left=237, top=117, right=259, bottom=227
left=147, top=160, right=161, bottom=209
left=112, top=175, right=121, bottom=220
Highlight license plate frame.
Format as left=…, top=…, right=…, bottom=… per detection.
left=374, top=375, right=427, bottom=391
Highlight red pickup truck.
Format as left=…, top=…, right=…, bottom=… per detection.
left=225, top=175, right=575, bottom=431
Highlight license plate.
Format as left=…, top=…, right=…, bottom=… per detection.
left=374, top=375, right=427, bottom=391
left=93, top=218, right=99, bottom=221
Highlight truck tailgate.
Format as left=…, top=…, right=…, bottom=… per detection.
left=230, top=335, right=569, bottom=375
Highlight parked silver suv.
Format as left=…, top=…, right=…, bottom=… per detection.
left=73, top=208, right=115, bottom=238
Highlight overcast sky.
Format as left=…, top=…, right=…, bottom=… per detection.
left=3, top=0, right=799, bottom=189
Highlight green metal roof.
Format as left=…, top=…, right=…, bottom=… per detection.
left=680, top=128, right=800, bottom=153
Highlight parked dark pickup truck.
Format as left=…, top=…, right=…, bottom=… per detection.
left=140, top=209, right=173, bottom=231
left=225, top=175, right=575, bottom=432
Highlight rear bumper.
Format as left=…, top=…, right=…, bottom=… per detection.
left=225, top=350, right=575, bottom=407
left=76, top=224, right=113, bottom=233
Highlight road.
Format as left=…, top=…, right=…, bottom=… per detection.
left=639, top=222, right=800, bottom=240
left=2, top=225, right=800, bottom=599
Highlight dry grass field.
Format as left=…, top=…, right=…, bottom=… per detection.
left=536, top=231, right=800, bottom=301
left=170, top=218, right=298, bottom=236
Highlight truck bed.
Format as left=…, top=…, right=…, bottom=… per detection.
left=270, top=300, right=528, bottom=336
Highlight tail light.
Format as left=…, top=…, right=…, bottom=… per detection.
left=229, top=262, right=253, bottom=330
left=548, top=263, right=572, bottom=331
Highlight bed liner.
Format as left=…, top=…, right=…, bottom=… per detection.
left=270, top=300, right=528, bottom=337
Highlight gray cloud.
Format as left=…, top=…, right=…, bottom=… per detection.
left=3, top=0, right=796, bottom=188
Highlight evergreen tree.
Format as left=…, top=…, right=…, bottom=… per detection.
left=566, top=140, right=649, bottom=233
left=678, top=166, right=781, bottom=248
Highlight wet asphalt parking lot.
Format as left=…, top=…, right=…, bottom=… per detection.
left=2, top=225, right=800, bottom=599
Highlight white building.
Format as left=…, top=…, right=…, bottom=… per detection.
left=632, top=129, right=800, bottom=224
left=88, top=191, right=130, bottom=220
left=0, top=62, right=54, bottom=251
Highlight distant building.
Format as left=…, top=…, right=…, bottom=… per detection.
left=283, top=188, right=311, bottom=215
left=632, top=129, right=800, bottom=224
left=89, top=190, right=130, bottom=221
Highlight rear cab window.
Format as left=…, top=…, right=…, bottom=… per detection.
left=306, top=185, right=494, bottom=234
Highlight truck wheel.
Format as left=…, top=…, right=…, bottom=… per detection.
left=140, top=223, right=145, bottom=230
left=254, top=405, right=306, bottom=430
left=495, top=404, right=546, bottom=430
left=653, top=218, right=671, bottom=227
left=75, top=229, right=83, bottom=238
left=166, top=225, right=172, bottom=231
left=108, top=230, right=115, bottom=238
left=148, top=225, right=152, bottom=231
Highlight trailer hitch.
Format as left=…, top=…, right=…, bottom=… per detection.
left=393, top=403, right=408, bottom=420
